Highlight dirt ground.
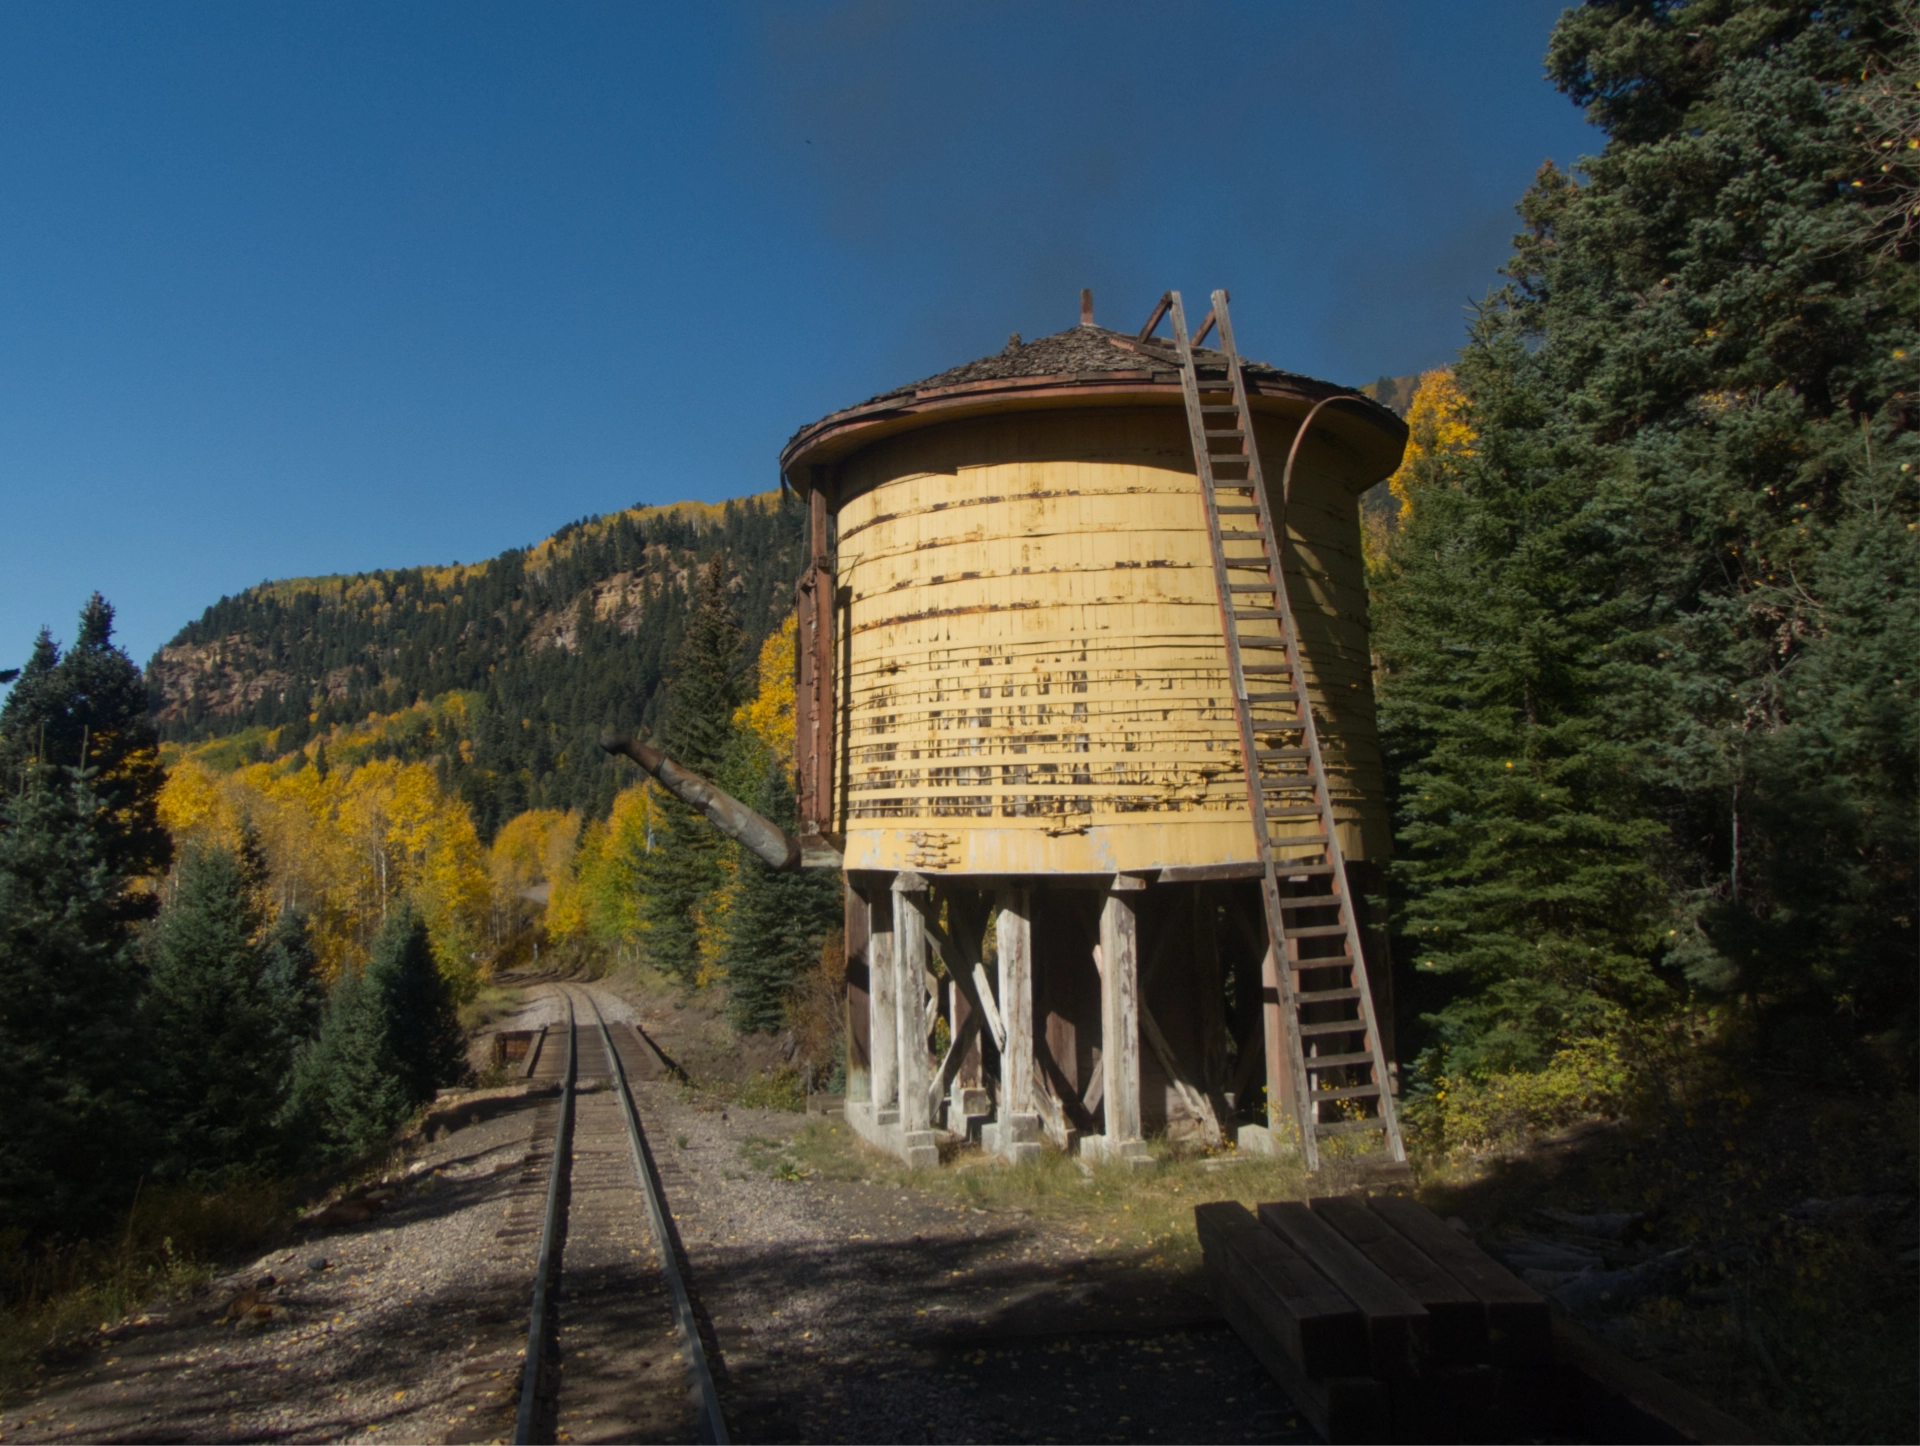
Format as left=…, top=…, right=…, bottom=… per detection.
left=0, top=978, right=1308, bottom=1445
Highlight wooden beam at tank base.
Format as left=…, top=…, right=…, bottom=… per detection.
left=996, top=886, right=1034, bottom=1114
left=866, top=880, right=898, bottom=1118
left=892, top=873, right=935, bottom=1149
left=1084, top=883, right=1150, bottom=1168
left=985, top=884, right=1043, bottom=1164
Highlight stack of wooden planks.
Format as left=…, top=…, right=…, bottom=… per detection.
left=1196, top=1195, right=1756, bottom=1444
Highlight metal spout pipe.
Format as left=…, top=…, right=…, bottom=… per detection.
left=599, top=735, right=802, bottom=872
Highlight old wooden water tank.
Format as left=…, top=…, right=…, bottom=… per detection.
left=781, top=317, right=1407, bottom=878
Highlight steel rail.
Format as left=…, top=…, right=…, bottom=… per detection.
left=583, top=991, right=731, bottom=1445
left=513, top=991, right=576, bottom=1445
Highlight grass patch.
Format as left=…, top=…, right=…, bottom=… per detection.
left=762, top=1119, right=1406, bottom=1270
left=706, top=1067, right=810, bottom=1113
left=457, top=981, right=525, bottom=1034
left=0, top=1178, right=292, bottom=1403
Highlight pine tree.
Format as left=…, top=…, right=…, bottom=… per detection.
left=0, top=764, right=148, bottom=1233
left=283, top=905, right=470, bottom=1162
left=636, top=556, right=743, bottom=981
left=0, top=595, right=170, bottom=904
left=719, top=761, right=841, bottom=1033
left=1375, top=320, right=1670, bottom=1078
left=259, top=905, right=325, bottom=1046
left=142, top=840, right=311, bottom=1179
left=377, top=905, right=471, bottom=1106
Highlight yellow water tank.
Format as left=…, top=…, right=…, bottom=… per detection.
left=781, top=321, right=1406, bottom=878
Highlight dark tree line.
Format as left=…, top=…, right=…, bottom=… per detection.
left=1375, top=0, right=1917, bottom=1089
left=1, top=599, right=471, bottom=1240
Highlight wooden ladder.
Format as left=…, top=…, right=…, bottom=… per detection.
left=1160, top=288, right=1404, bottom=1171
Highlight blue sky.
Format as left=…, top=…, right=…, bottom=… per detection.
left=0, top=1, right=1599, bottom=670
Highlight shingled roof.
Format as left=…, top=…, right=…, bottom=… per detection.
left=861, top=323, right=1314, bottom=406
left=781, top=312, right=1406, bottom=480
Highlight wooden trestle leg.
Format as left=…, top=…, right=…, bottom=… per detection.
left=1086, top=881, right=1151, bottom=1167
left=986, top=885, right=1042, bottom=1163
left=866, top=881, right=898, bottom=1123
left=890, top=872, right=938, bottom=1167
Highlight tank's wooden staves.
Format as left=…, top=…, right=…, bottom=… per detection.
left=1159, top=288, right=1404, bottom=1171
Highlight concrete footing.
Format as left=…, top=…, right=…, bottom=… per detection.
left=1079, top=1134, right=1153, bottom=1169
left=1234, top=1122, right=1299, bottom=1159
left=845, top=1100, right=941, bottom=1168
left=981, top=1111, right=1044, bottom=1165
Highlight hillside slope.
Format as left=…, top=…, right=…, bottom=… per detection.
left=148, top=491, right=804, bottom=836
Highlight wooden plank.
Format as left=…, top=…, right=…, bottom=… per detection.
left=1308, top=1197, right=1488, bottom=1363
left=1098, top=885, right=1142, bottom=1144
left=1367, top=1197, right=1550, bottom=1362
left=892, top=874, right=932, bottom=1132
left=843, top=877, right=871, bottom=1084
left=1260, top=942, right=1295, bottom=1136
left=867, top=885, right=898, bottom=1113
left=1195, top=1201, right=1370, bottom=1380
left=929, top=1008, right=983, bottom=1125
left=1257, top=1201, right=1428, bottom=1377
left=1156, top=860, right=1264, bottom=883
left=1551, top=1313, right=1762, bottom=1445
left=1212, top=1272, right=1392, bottom=1445
left=995, top=886, right=1033, bottom=1114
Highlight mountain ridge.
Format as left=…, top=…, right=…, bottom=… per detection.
left=148, top=489, right=803, bottom=835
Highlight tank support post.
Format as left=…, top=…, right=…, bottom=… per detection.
left=1084, top=882, right=1151, bottom=1167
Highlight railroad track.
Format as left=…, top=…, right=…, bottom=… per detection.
left=512, top=984, right=728, bottom=1445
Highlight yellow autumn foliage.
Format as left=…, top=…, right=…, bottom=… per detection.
left=733, top=615, right=797, bottom=762
left=158, top=750, right=491, bottom=996
left=1388, top=367, right=1477, bottom=520
left=488, top=808, right=579, bottom=906
left=547, top=784, right=652, bottom=958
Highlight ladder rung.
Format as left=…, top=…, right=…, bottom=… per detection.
left=1296, top=986, right=1362, bottom=1003
left=1315, top=1118, right=1389, bottom=1136
left=1307, top=1082, right=1378, bottom=1100
left=1279, top=893, right=1341, bottom=909
left=1289, top=954, right=1354, bottom=971
left=1286, top=923, right=1350, bottom=939
left=1300, top=1018, right=1366, bottom=1037
left=1234, top=609, right=1282, bottom=620
left=1217, top=505, right=1259, bottom=515
left=1302, top=1050, right=1377, bottom=1070
left=1240, top=639, right=1291, bottom=650
left=1204, top=428, right=1245, bottom=439
left=1220, top=530, right=1265, bottom=540
left=1228, top=582, right=1275, bottom=591
left=1199, top=404, right=1237, bottom=414
left=1241, top=665, right=1293, bottom=674
left=1257, top=748, right=1310, bottom=760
